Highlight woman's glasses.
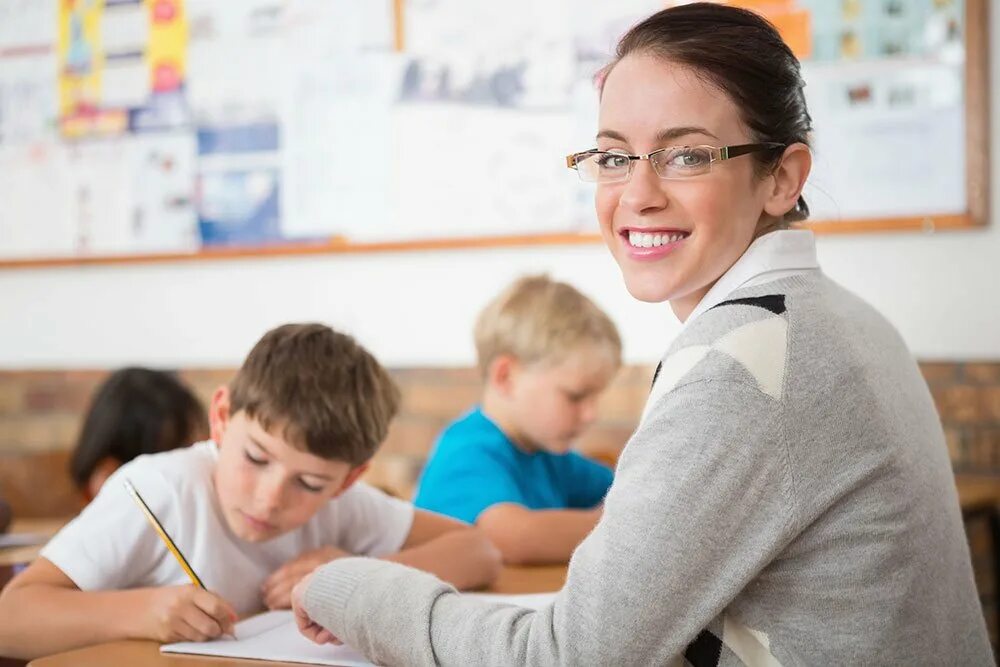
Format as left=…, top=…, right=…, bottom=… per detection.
left=565, top=143, right=785, bottom=183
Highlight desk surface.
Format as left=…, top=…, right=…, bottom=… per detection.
left=27, top=564, right=567, bottom=667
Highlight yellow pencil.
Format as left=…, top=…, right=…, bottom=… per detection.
left=123, top=479, right=206, bottom=589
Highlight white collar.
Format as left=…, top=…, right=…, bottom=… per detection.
left=682, top=229, right=819, bottom=327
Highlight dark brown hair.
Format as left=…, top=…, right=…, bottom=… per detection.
left=229, top=323, right=400, bottom=465
left=607, top=2, right=812, bottom=223
left=70, top=368, right=207, bottom=489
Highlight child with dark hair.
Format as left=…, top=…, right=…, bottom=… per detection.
left=69, top=368, right=208, bottom=502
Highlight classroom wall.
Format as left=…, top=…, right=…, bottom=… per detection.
left=0, top=8, right=998, bottom=369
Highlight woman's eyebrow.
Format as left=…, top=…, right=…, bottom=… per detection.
left=596, top=126, right=719, bottom=144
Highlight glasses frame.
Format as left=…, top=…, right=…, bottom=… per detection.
left=565, top=142, right=786, bottom=182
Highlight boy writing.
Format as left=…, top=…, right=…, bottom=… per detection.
left=414, top=275, right=621, bottom=564
left=0, top=323, right=500, bottom=660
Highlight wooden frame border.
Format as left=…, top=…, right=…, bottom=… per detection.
left=0, top=0, right=989, bottom=271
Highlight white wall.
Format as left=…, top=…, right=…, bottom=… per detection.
left=1, top=9, right=998, bottom=369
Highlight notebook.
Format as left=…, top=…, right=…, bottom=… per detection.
left=161, top=592, right=556, bottom=666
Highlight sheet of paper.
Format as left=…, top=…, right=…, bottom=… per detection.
left=801, top=57, right=966, bottom=220
left=161, top=592, right=556, bottom=665
left=0, top=52, right=58, bottom=146
left=0, top=0, right=56, bottom=52
left=0, top=141, right=76, bottom=259
left=163, top=610, right=373, bottom=666
left=277, top=0, right=396, bottom=241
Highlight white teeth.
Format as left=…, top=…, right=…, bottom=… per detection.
left=628, top=231, right=686, bottom=248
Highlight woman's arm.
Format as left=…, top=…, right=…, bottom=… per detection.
left=298, top=380, right=797, bottom=666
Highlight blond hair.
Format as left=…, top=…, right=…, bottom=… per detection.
left=474, top=275, right=622, bottom=377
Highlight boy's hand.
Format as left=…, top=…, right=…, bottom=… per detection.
left=143, top=585, right=237, bottom=643
left=292, top=573, right=341, bottom=645
left=263, top=546, right=350, bottom=610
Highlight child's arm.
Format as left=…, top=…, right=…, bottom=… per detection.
left=0, top=557, right=236, bottom=661
left=476, top=503, right=602, bottom=565
left=383, top=510, right=502, bottom=589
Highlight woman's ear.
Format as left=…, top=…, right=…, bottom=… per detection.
left=763, top=142, right=811, bottom=219
left=209, top=386, right=231, bottom=444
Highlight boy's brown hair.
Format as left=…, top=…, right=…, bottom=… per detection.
left=474, top=275, right=622, bottom=377
left=229, top=323, right=400, bottom=465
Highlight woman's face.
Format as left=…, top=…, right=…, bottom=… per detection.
left=595, top=54, right=772, bottom=318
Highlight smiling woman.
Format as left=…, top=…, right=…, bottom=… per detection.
left=291, top=4, right=992, bottom=665
left=576, top=19, right=812, bottom=315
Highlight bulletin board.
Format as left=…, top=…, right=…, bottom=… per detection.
left=0, top=0, right=989, bottom=269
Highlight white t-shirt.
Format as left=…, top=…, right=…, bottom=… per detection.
left=41, top=441, right=415, bottom=614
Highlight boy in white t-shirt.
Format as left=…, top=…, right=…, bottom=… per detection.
left=0, top=323, right=501, bottom=661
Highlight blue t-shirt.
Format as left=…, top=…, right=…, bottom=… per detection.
left=413, top=407, right=614, bottom=524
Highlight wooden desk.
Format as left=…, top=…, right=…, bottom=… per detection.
left=27, top=565, right=568, bottom=667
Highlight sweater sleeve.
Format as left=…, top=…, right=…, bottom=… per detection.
left=303, top=379, right=800, bottom=666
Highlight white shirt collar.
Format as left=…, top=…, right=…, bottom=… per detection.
left=682, top=229, right=819, bottom=327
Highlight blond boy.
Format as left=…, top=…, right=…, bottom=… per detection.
left=0, top=324, right=499, bottom=660
left=414, top=275, right=621, bottom=564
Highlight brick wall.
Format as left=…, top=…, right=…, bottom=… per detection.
left=925, top=363, right=1000, bottom=473
left=1, top=362, right=998, bottom=642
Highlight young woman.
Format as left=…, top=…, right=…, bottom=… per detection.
left=290, top=5, right=991, bottom=664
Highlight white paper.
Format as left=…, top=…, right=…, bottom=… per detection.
left=390, top=104, right=578, bottom=241
left=161, top=592, right=555, bottom=666
left=0, top=52, right=58, bottom=146
left=162, top=610, right=372, bottom=666
left=125, top=133, right=200, bottom=253
left=801, top=58, right=966, bottom=221
left=0, top=141, right=76, bottom=259
left=100, top=2, right=149, bottom=54
left=278, top=0, right=397, bottom=240
left=0, top=0, right=57, bottom=52
left=186, top=0, right=287, bottom=126
left=53, top=134, right=199, bottom=256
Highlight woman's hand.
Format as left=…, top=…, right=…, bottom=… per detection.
left=291, top=573, right=341, bottom=645
left=262, top=545, right=350, bottom=609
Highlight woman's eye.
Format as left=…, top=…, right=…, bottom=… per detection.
left=668, top=149, right=709, bottom=168
left=244, top=451, right=266, bottom=466
left=596, top=153, right=630, bottom=169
